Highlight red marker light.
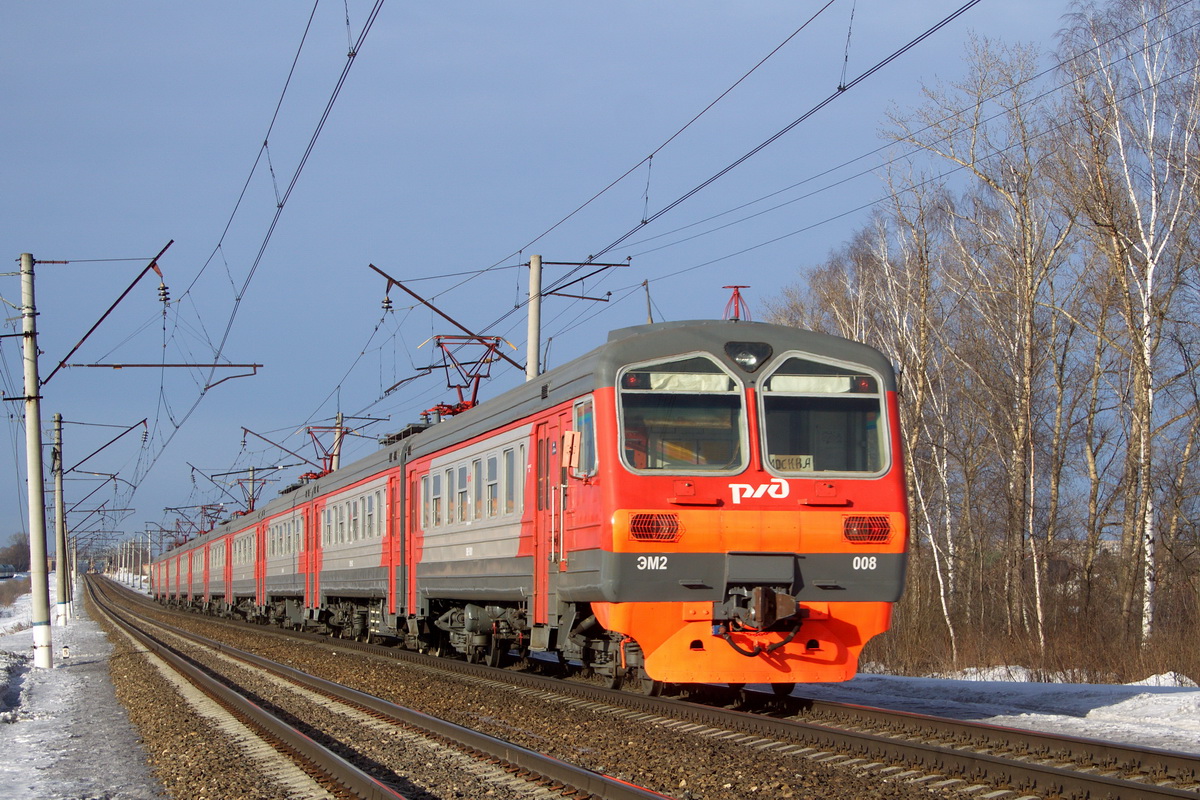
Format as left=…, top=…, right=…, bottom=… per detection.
left=622, top=372, right=650, bottom=390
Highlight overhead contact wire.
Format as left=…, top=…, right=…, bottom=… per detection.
left=584, top=0, right=985, bottom=264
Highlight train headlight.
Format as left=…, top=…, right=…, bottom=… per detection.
left=725, top=341, right=773, bottom=373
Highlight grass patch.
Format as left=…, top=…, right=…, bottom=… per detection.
left=0, top=578, right=31, bottom=608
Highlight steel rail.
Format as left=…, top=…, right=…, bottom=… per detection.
left=87, top=578, right=407, bottom=800
left=93, top=579, right=671, bottom=800
left=790, top=695, right=1200, bottom=787
left=111, top=580, right=1200, bottom=799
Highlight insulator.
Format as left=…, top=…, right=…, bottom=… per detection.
left=158, top=283, right=170, bottom=303
left=382, top=295, right=393, bottom=311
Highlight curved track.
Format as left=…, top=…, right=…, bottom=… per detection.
left=111, top=579, right=1200, bottom=800
left=89, top=577, right=670, bottom=800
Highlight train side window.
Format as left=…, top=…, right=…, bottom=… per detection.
left=445, top=468, right=456, bottom=524
left=518, top=444, right=525, bottom=515
left=486, top=455, right=498, bottom=517
left=472, top=459, right=483, bottom=520
left=365, top=494, right=375, bottom=538
left=350, top=499, right=360, bottom=541
left=536, top=437, right=546, bottom=511
left=431, top=473, right=443, bottom=526
left=337, top=503, right=346, bottom=544
left=503, top=448, right=516, bottom=514
left=457, top=465, right=469, bottom=523
left=410, top=479, right=419, bottom=533
left=572, top=398, right=597, bottom=477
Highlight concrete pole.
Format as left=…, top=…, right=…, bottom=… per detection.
left=70, top=540, right=78, bottom=613
left=331, top=411, right=344, bottom=472
left=53, top=414, right=69, bottom=624
left=20, top=253, right=53, bottom=669
left=525, top=255, right=542, bottom=382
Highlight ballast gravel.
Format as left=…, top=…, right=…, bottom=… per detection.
left=102, top=594, right=949, bottom=800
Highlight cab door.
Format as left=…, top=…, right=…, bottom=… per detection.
left=533, top=413, right=570, bottom=625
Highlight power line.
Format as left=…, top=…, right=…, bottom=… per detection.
left=582, top=0, right=986, bottom=265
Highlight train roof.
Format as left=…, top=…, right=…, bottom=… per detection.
left=158, top=320, right=893, bottom=557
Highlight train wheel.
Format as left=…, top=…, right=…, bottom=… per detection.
left=639, top=668, right=663, bottom=697
left=605, top=669, right=624, bottom=691
left=515, top=645, right=533, bottom=671
left=772, top=682, right=795, bottom=697
left=485, top=638, right=506, bottom=668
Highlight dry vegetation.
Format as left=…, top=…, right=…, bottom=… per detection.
left=0, top=578, right=32, bottom=610
left=770, top=0, right=1200, bottom=685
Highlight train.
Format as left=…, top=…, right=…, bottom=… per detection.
left=151, top=319, right=908, bottom=693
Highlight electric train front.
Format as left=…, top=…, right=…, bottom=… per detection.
left=595, top=328, right=908, bottom=687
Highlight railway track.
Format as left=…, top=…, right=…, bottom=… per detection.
left=88, top=577, right=670, bottom=800
left=102, top=579, right=1200, bottom=800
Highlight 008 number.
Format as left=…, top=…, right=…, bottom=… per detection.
left=852, top=556, right=878, bottom=570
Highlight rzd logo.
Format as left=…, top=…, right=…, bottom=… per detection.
left=729, top=478, right=789, bottom=504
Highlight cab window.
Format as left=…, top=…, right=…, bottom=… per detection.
left=618, top=355, right=744, bottom=473
left=761, top=356, right=887, bottom=474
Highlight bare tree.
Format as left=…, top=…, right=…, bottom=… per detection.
left=1057, top=0, right=1200, bottom=640
left=887, top=35, right=1075, bottom=651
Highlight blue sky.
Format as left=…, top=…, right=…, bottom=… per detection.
left=2, top=1, right=1068, bottom=551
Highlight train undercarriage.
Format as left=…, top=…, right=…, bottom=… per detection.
left=164, top=592, right=679, bottom=694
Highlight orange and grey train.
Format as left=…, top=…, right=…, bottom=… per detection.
left=153, top=319, right=908, bottom=693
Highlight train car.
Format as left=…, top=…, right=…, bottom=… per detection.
left=152, top=319, right=908, bottom=692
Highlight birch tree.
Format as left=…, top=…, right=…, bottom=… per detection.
left=887, top=36, right=1074, bottom=650
left=1057, top=0, right=1200, bottom=640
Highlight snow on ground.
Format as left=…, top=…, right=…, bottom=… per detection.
left=0, top=573, right=164, bottom=800
left=768, top=667, right=1200, bottom=756
left=1, top=577, right=1198, bottom=799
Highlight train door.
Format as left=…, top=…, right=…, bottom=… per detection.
left=306, top=502, right=323, bottom=610
left=387, top=473, right=403, bottom=616
left=404, top=468, right=422, bottom=616
left=225, top=534, right=234, bottom=601
left=203, top=544, right=211, bottom=603
left=255, top=522, right=267, bottom=607
left=533, top=414, right=568, bottom=625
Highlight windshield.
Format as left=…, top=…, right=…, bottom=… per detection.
left=619, top=355, right=744, bottom=473
left=761, top=356, right=887, bottom=475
